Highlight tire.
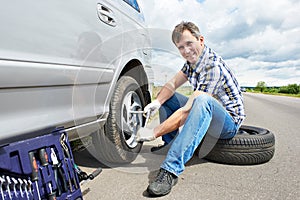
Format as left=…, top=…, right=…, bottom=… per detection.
left=203, top=125, right=275, bottom=165
left=91, top=76, right=145, bottom=165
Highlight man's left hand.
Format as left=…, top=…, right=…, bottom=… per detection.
left=136, top=127, right=156, bottom=142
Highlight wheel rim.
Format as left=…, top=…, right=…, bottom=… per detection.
left=121, top=91, right=143, bottom=148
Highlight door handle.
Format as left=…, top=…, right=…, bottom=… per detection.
left=97, top=3, right=116, bottom=27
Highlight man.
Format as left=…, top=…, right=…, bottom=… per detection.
left=137, top=21, right=245, bottom=196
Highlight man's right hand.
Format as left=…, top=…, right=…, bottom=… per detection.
left=144, top=99, right=161, bottom=117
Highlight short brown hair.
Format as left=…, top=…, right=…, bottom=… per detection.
left=172, top=21, right=201, bottom=44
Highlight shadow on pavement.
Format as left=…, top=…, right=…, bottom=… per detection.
left=73, top=149, right=108, bottom=169
left=72, top=143, right=209, bottom=173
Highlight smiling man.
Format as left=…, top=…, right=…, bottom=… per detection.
left=137, top=21, right=245, bottom=196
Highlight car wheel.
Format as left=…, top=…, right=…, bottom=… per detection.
left=202, top=125, right=275, bottom=165
left=91, top=76, right=145, bottom=164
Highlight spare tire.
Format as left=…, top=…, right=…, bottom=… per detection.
left=203, top=125, right=275, bottom=165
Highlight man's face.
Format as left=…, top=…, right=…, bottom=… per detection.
left=175, top=30, right=204, bottom=65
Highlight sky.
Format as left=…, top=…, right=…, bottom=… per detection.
left=138, top=0, right=300, bottom=87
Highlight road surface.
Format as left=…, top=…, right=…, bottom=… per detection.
left=74, top=92, right=300, bottom=200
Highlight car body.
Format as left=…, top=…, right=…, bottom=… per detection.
left=0, top=0, right=153, bottom=163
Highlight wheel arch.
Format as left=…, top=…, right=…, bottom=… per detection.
left=119, top=59, right=151, bottom=105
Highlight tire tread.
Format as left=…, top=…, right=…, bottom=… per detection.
left=204, top=125, right=275, bottom=165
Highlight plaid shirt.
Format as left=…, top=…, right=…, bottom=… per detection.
left=181, top=45, right=245, bottom=125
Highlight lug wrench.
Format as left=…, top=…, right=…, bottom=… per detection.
left=144, top=110, right=151, bottom=127
left=129, top=110, right=151, bottom=127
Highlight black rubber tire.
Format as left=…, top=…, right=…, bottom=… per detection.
left=203, top=125, right=275, bottom=165
left=91, top=76, right=145, bottom=165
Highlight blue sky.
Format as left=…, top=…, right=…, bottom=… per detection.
left=139, top=0, right=300, bottom=86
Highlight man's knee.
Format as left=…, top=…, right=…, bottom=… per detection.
left=193, top=94, right=213, bottom=107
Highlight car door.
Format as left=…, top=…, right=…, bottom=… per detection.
left=0, top=0, right=124, bottom=143
left=119, top=0, right=151, bottom=66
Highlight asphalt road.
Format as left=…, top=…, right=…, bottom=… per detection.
left=74, top=92, right=300, bottom=200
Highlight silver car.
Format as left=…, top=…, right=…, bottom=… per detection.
left=0, top=0, right=153, bottom=164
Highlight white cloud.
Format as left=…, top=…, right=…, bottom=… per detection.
left=139, top=0, right=300, bottom=86
left=227, top=58, right=300, bottom=86
left=150, top=50, right=185, bottom=85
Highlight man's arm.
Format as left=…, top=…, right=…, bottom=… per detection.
left=156, top=71, right=188, bottom=105
left=153, top=90, right=204, bottom=138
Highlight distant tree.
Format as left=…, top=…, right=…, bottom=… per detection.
left=266, top=87, right=279, bottom=93
left=279, top=84, right=300, bottom=94
left=255, top=81, right=267, bottom=92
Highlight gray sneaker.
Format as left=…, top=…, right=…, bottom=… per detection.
left=147, top=169, right=178, bottom=196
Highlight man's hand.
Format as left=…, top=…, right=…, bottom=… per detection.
left=136, top=127, right=156, bottom=142
left=144, top=100, right=161, bottom=117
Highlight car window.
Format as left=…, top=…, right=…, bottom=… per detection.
left=123, top=0, right=140, bottom=12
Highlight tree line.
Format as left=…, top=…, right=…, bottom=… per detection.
left=254, top=81, right=300, bottom=95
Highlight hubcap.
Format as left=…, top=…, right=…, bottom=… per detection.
left=121, top=91, right=143, bottom=148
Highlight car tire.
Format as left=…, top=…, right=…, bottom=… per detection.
left=202, top=125, right=275, bottom=165
left=91, top=76, right=145, bottom=165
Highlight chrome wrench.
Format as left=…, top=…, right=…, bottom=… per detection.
left=129, top=110, right=151, bottom=127
left=0, top=177, right=5, bottom=200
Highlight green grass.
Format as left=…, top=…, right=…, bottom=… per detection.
left=153, top=86, right=300, bottom=99
left=246, top=90, right=300, bottom=98
left=152, top=85, right=193, bottom=99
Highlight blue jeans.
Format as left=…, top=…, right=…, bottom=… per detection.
left=159, top=92, right=240, bottom=176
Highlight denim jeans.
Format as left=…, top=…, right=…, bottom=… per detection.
left=159, top=92, right=240, bottom=176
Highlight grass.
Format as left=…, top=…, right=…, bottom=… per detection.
left=153, top=86, right=300, bottom=98
left=246, top=90, right=300, bottom=98
left=152, top=85, right=193, bottom=99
